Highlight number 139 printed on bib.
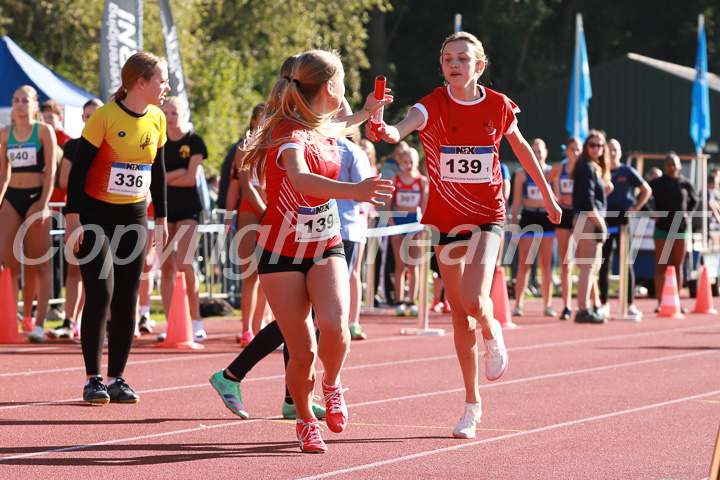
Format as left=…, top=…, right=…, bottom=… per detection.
left=440, top=146, right=494, bottom=183
left=295, top=200, right=341, bottom=243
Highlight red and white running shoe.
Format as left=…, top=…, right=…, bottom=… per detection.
left=322, top=377, right=348, bottom=433
left=296, top=418, right=327, bottom=453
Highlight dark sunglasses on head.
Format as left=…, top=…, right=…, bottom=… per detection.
left=588, top=142, right=604, bottom=148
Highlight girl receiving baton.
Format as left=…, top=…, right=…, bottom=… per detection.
left=242, top=49, right=393, bottom=453
left=368, top=32, right=561, bottom=439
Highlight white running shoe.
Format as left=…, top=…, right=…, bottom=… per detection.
left=627, top=304, right=643, bottom=317
left=408, top=304, right=419, bottom=316
left=28, top=325, right=46, bottom=343
left=395, top=304, right=407, bottom=316
left=192, top=319, right=207, bottom=342
left=484, top=321, right=508, bottom=381
left=453, top=401, right=482, bottom=439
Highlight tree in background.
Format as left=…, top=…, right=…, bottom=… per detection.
left=0, top=0, right=387, bottom=172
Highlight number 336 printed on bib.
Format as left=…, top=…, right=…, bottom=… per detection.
left=107, top=162, right=152, bottom=196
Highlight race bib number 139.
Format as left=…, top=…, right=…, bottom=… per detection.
left=439, top=145, right=494, bottom=183
left=107, top=162, right=152, bottom=197
left=295, top=200, right=341, bottom=243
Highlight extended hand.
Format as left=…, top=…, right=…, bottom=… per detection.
left=355, top=175, right=394, bottom=206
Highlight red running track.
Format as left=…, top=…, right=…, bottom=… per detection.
left=0, top=296, right=718, bottom=479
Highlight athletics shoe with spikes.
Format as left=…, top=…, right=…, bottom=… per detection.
left=209, top=370, right=249, bottom=418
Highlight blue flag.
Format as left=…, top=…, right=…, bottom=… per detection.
left=690, top=15, right=711, bottom=151
left=566, top=14, right=592, bottom=142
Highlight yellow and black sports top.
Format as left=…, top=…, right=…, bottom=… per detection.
left=81, top=101, right=166, bottom=204
left=67, top=100, right=168, bottom=217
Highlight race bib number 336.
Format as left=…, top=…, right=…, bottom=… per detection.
left=295, top=200, right=341, bottom=243
left=107, top=162, right=152, bottom=197
left=439, top=145, right=494, bottom=183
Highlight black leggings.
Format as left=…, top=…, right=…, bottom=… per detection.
left=226, top=318, right=321, bottom=400
left=227, top=321, right=289, bottom=384
left=77, top=196, right=148, bottom=377
left=598, top=218, right=634, bottom=305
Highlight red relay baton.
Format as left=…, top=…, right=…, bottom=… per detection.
left=368, top=76, right=386, bottom=141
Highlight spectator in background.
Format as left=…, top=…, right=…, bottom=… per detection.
left=512, top=138, right=556, bottom=317
left=159, top=96, right=208, bottom=342
left=207, top=174, right=220, bottom=211
left=644, top=167, right=662, bottom=183
left=337, top=136, right=373, bottom=339
left=571, top=130, right=610, bottom=324
left=649, top=152, right=699, bottom=313
left=496, top=162, right=511, bottom=267
left=224, top=103, right=267, bottom=346
left=707, top=174, right=720, bottom=226
left=597, top=138, right=651, bottom=320
left=547, top=137, right=581, bottom=320
left=0, top=85, right=57, bottom=342
left=31, top=100, right=72, bottom=322
left=389, top=146, right=428, bottom=316
left=40, top=100, right=72, bottom=147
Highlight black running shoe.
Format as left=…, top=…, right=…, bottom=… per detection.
left=138, top=315, right=152, bottom=334
left=560, top=307, right=572, bottom=321
left=83, top=377, right=110, bottom=404
left=107, top=378, right=140, bottom=403
left=574, top=309, right=606, bottom=324
left=48, top=320, right=74, bottom=339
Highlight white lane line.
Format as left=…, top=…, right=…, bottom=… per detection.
left=1, top=345, right=718, bottom=412
left=0, top=353, right=232, bottom=378
left=0, top=347, right=717, bottom=464
left=1, top=322, right=717, bottom=379
left=295, top=387, right=720, bottom=480
left=3, top=372, right=719, bottom=465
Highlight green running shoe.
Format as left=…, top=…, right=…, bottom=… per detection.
left=282, top=395, right=326, bottom=419
left=209, top=370, right=249, bottom=419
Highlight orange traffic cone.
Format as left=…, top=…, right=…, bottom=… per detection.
left=491, top=266, right=516, bottom=329
left=0, top=268, right=26, bottom=344
left=658, top=266, right=685, bottom=319
left=155, top=272, right=204, bottom=350
left=693, top=265, right=718, bottom=315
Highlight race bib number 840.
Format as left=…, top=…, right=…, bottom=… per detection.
left=440, top=145, right=494, bottom=183
left=7, top=144, right=38, bottom=168
left=107, top=162, right=152, bottom=197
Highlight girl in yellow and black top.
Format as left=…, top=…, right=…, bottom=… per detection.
left=0, top=85, right=57, bottom=343
left=65, top=52, right=169, bottom=404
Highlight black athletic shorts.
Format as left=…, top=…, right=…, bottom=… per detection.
left=256, top=245, right=345, bottom=276
left=432, top=223, right=503, bottom=246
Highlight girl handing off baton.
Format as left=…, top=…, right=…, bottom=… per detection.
left=367, top=32, right=561, bottom=439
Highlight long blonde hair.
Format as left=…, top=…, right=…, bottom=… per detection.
left=242, top=49, right=345, bottom=184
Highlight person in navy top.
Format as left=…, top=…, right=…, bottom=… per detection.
left=571, top=130, right=610, bottom=324
left=598, top=139, right=651, bottom=319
